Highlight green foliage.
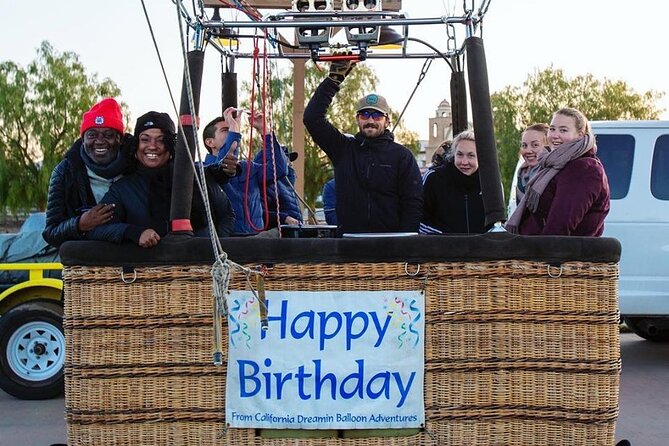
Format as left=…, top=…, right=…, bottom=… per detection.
left=242, top=62, right=419, bottom=207
left=0, top=41, right=123, bottom=212
left=491, top=67, right=664, bottom=200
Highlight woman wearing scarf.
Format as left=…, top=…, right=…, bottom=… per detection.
left=506, top=108, right=610, bottom=236
left=515, top=123, right=549, bottom=204
left=87, top=112, right=235, bottom=247
left=420, top=130, right=487, bottom=234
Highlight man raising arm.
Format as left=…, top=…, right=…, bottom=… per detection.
left=303, top=59, right=422, bottom=234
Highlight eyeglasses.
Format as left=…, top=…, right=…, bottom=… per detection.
left=357, top=110, right=387, bottom=120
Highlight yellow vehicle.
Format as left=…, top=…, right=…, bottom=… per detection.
left=0, top=213, right=63, bottom=400
left=0, top=263, right=63, bottom=400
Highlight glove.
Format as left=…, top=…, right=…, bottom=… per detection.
left=328, top=58, right=355, bottom=85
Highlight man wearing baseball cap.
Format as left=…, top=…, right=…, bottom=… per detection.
left=303, top=60, right=422, bottom=234
left=43, top=97, right=135, bottom=248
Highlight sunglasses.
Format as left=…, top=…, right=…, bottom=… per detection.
left=357, top=110, right=387, bottom=120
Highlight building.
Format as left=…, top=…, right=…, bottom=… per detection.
left=425, top=99, right=453, bottom=168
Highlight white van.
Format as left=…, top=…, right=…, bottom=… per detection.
left=508, top=121, right=669, bottom=341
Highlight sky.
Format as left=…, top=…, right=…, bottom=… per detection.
left=1, top=0, right=667, bottom=140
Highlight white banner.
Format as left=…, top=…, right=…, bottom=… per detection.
left=225, top=290, right=425, bottom=429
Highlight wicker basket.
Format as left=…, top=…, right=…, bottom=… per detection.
left=64, top=260, right=619, bottom=445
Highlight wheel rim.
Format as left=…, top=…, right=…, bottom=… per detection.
left=6, top=321, right=65, bottom=382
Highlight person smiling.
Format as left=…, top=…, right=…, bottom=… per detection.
left=506, top=108, right=610, bottom=236
left=43, top=98, right=135, bottom=248
left=420, top=130, right=487, bottom=234
left=86, top=111, right=234, bottom=247
left=303, top=59, right=422, bottom=234
left=515, top=123, right=549, bottom=204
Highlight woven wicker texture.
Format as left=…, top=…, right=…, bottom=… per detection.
left=64, top=260, right=619, bottom=445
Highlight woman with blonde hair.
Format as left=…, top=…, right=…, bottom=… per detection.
left=515, top=123, right=549, bottom=204
left=506, top=108, right=610, bottom=236
left=421, top=130, right=487, bottom=234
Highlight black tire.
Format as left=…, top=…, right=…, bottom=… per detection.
left=624, top=317, right=669, bottom=342
left=0, top=301, right=65, bottom=399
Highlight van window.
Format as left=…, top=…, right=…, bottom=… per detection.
left=595, top=134, right=634, bottom=199
left=651, top=135, right=669, bottom=200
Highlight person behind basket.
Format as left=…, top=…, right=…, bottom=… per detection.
left=303, top=58, right=422, bottom=234
left=516, top=123, right=549, bottom=204
left=254, top=147, right=302, bottom=227
left=202, top=107, right=288, bottom=234
left=506, top=108, right=610, bottom=236
left=322, top=177, right=337, bottom=225
left=420, top=130, right=487, bottom=234
left=42, top=98, right=136, bottom=248
left=86, top=111, right=235, bottom=247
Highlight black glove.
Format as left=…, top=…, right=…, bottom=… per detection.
left=328, top=58, right=355, bottom=85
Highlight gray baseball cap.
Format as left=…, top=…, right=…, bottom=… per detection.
left=356, top=93, right=390, bottom=115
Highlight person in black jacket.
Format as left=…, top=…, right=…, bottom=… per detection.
left=86, top=112, right=235, bottom=247
left=42, top=98, right=135, bottom=248
left=303, top=60, right=422, bottom=235
left=420, top=130, right=487, bottom=234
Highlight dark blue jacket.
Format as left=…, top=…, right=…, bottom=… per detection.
left=204, top=132, right=288, bottom=234
left=322, top=178, right=337, bottom=225
left=86, top=164, right=234, bottom=244
left=303, top=78, right=423, bottom=234
left=254, top=148, right=302, bottom=226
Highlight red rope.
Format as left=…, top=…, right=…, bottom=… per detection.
left=265, top=40, right=282, bottom=233
left=215, top=0, right=262, bottom=21
left=242, top=35, right=274, bottom=233
left=240, top=32, right=285, bottom=234
left=259, top=36, right=270, bottom=231
left=243, top=37, right=260, bottom=232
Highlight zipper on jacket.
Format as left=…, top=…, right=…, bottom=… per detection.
left=366, top=162, right=373, bottom=224
left=464, top=194, right=470, bottom=233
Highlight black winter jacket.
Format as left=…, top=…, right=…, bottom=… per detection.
left=86, top=164, right=235, bottom=244
left=42, top=136, right=134, bottom=248
left=420, top=161, right=486, bottom=234
left=303, top=78, right=423, bottom=234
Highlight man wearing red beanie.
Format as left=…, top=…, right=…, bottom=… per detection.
left=43, top=97, right=135, bottom=248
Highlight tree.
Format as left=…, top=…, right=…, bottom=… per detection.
left=242, top=62, right=420, bottom=207
left=491, top=67, right=664, bottom=200
left=0, top=41, right=123, bottom=212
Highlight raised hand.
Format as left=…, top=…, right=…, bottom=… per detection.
left=328, top=53, right=356, bottom=85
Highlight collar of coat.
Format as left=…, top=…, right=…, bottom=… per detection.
left=354, top=129, right=395, bottom=147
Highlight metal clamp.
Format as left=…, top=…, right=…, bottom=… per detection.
left=121, top=267, right=137, bottom=284
left=404, top=263, right=421, bottom=277
left=547, top=264, right=563, bottom=278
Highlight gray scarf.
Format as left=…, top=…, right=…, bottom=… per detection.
left=506, top=135, right=595, bottom=233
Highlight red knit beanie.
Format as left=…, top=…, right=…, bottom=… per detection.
left=80, top=98, right=124, bottom=137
